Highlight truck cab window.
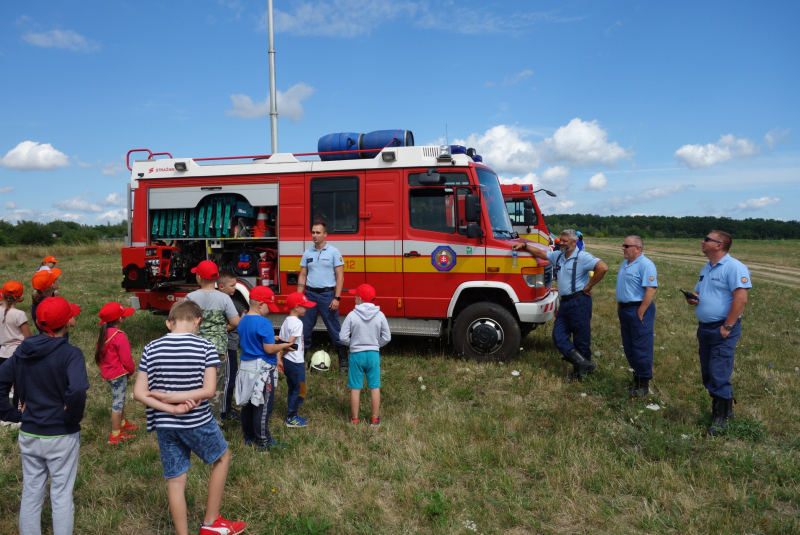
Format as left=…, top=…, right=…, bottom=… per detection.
left=409, top=188, right=455, bottom=234
left=310, top=176, right=359, bottom=233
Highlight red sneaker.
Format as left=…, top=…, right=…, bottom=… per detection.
left=108, top=431, right=134, bottom=445
left=349, top=417, right=360, bottom=425
left=121, top=420, right=139, bottom=433
left=199, top=515, right=246, bottom=535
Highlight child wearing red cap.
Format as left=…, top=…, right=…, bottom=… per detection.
left=95, top=302, right=138, bottom=445
left=234, top=286, right=293, bottom=449
left=1, top=281, right=32, bottom=365
left=31, top=268, right=61, bottom=335
left=279, top=292, right=317, bottom=428
left=38, top=255, right=60, bottom=272
left=185, top=260, right=241, bottom=422
left=0, top=296, right=89, bottom=535
left=340, top=284, right=391, bottom=425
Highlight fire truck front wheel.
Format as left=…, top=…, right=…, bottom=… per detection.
left=453, top=302, right=522, bottom=362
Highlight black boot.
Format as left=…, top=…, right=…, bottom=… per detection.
left=637, top=377, right=650, bottom=397
left=337, top=346, right=349, bottom=374
left=708, top=396, right=733, bottom=436
left=563, top=349, right=596, bottom=380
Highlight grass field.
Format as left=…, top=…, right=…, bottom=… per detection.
left=1, top=243, right=799, bottom=534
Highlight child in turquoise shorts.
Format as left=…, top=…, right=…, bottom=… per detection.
left=339, top=284, right=390, bottom=425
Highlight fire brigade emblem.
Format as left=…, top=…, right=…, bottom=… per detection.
left=431, top=246, right=457, bottom=272
left=741, top=277, right=748, bottom=283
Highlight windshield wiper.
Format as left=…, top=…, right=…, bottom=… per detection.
left=493, top=229, right=516, bottom=238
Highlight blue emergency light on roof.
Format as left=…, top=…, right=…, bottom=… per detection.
left=522, top=185, right=531, bottom=191
left=449, top=145, right=467, bottom=154
left=472, top=155, right=483, bottom=162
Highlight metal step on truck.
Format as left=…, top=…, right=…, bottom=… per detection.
left=121, top=129, right=558, bottom=361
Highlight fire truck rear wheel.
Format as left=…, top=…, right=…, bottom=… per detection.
left=453, top=302, right=522, bottom=362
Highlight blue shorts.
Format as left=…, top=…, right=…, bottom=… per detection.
left=156, top=420, right=228, bottom=479
left=347, top=350, right=381, bottom=389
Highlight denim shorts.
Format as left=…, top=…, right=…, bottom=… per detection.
left=156, top=420, right=228, bottom=479
left=107, top=375, right=128, bottom=413
left=347, top=350, right=381, bottom=389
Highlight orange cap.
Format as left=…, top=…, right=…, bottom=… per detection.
left=32, top=268, right=62, bottom=291
left=1, top=281, right=24, bottom=300
left=42, top=256, right=60, bottom=264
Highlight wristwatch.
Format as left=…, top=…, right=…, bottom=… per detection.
left=333, top=296, right=340, bottom=301
left=723, top=324, right=733, bottom=332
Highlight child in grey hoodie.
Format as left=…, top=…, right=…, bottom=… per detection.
left=339, top=284, right=390, bottom=425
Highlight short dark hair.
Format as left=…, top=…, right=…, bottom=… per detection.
left=710, top=230, right=732, bottom=252
left=169, top=299, right=202, bottom=323
left=311, top=220, right=327, bottom=232
left=218, top=270, right=237, bottom=282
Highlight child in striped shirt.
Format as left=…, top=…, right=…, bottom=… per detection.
left=133, top=300, right=245, bottom=535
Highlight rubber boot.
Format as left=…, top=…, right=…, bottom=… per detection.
left=563, top=348, right=596, bottom=381
left=637, top=377, right=650, bottom=398
left=337, top=346, right=349, bottom=374
left=629, top=374, right=640, bottom=396
left=708, top=396, right=733, bottom=436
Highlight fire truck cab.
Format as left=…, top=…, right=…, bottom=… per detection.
left=122, top=135, right=558, bottom=361
left=501, top=184, right=553, bottom=247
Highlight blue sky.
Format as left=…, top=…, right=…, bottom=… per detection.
left=1, top=1, right=798, bottom=224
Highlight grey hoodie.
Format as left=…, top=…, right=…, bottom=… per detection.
left=339, top=303, right=391, bottom=353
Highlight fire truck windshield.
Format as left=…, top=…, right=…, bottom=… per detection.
left=476, top=168, right=516, bottom=239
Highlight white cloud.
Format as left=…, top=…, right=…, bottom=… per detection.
left=101, top=193, right=125, bottom=206
left=764, top=128, right=790, bottom=149
left=1, top=141, right=70, bottom=171
left=5, top=201, right=19, bottom=210
left=53, top=194, right=103, bottom=213
left=60, top=213, right=85, bottom=222
left=604, top=184, right=690, bottom=211
left=22, top=29, right=100, bottom=52
left=415, top=7, right=581, bottom=34
left=0, top=187, right=14, bottom=194
left=457, top=120, right=629, bottom=175
left=674, top=134, right=758, bottom=169
left=604, top=20, right=621, bottom=35
left=486, top=69, right=533, bottom=87
left=542, top=118, right=632, bottom=166
left=95, top=209, right=127, bottom=223
left=226, top=82, right=315, bottom=123
left=734, top=197, right=781, bottom=212
left=584, top=172, right=607, bottom=191
left=77, top=161, right=94, bottom=168
left=102, top=162, right=126, bottom=177
left=264, top=0, right=418, bottom=37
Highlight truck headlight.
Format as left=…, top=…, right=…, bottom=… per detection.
left=522, top=267, right=545, bottom=288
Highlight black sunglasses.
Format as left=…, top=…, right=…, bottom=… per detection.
left=622, top=244, right=637, bottom=249
left=703, top=236, right=721, bottom=243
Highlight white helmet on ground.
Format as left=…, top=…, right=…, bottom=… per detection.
left=310, top=350, right=331, bottom=373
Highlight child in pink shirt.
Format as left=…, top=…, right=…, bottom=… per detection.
left=95, top=302, right=138, bottom=444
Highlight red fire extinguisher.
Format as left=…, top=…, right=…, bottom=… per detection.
left=258, top=253, right=276, bottom=286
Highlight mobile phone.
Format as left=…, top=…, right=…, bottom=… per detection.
left=680, top=289, right=699, bottom=301
left=288, top=343, right=298, bottom=351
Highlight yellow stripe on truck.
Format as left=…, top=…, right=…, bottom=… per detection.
left=402, top=256, right=486, bottom=274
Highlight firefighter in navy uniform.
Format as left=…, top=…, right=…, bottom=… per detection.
left=685, top=230, right=751, bottom=436
left=513, top=229, right=608, bottom=379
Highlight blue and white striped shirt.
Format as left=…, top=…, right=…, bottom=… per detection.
left=138, top=333, right=220, bottom=432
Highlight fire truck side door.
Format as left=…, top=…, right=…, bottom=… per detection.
left=364, top=170, right=403, bottom=315
left=403, top=173, right=485, bottom=318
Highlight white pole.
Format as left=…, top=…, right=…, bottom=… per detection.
left=268, top=0, right=278, bottom=153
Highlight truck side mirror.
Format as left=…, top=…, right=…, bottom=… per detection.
left=467, top=222, right=484, bottom=239
left=523, top=207, right=534, bottom=226
left=419, top=167, right=445, bottom=185
left=464, top=194, right=481, bottom=222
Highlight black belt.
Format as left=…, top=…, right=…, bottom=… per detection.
left=560, top=291, right=585, bottom=302
left=306, top=286, right=335, bottom=293
left=618, top=301, right=643, bottom=308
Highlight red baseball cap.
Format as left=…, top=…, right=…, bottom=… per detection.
left=348, top=284, right=376, bottom=302
left=32, top=268, right=62, bottom=291
left=284, top=292, right=316, bottom=312
left=250, top=286, right=280, bottom=313
left=98, top=302, right=136, bottom=324
left=191, top=260, right=219, bottom=280
left=42, top=256, right=60, bottom=264
left=1, top=281, right=24, bottom=300
left=37, top=297, right=81, bottom=334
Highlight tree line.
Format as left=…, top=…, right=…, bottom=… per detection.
left=0, top=220, right=128, bottom=246
left=542, top=214, right=800, bottom=240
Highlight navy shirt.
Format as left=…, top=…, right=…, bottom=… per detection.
left=300, top=244, right=344, bottom=288
left=694, top=254, right=752, bottom=323
left=546, top=249, right=600, bottom=295
left=238, top=314, right=277, bottom=364
left=616, top=254, right=658, bottom=303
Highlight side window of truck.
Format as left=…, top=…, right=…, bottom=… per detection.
left=310, top=176, right=359, bottom=234
left=409, top=189, right=455, bottom=234
left=506, top=199, right=524, bottom=224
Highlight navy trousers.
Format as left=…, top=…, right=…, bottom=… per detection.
left=240, top=367, right=276, bottom=446
left=301, top=289, right=343, bottom=352
left=283, top=360, right=306, bottom=419
left=697, top=319, right=741, bottom=399
left=618, top=302, right=656, bottom=379
left=221, top=349, right=239, bottom=416
left=552, top=293, right=592, bottom=357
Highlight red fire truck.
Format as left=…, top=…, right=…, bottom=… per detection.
left=501, top=184, right=554, bottom=247
left=121, top=132, right=558, bottom=361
